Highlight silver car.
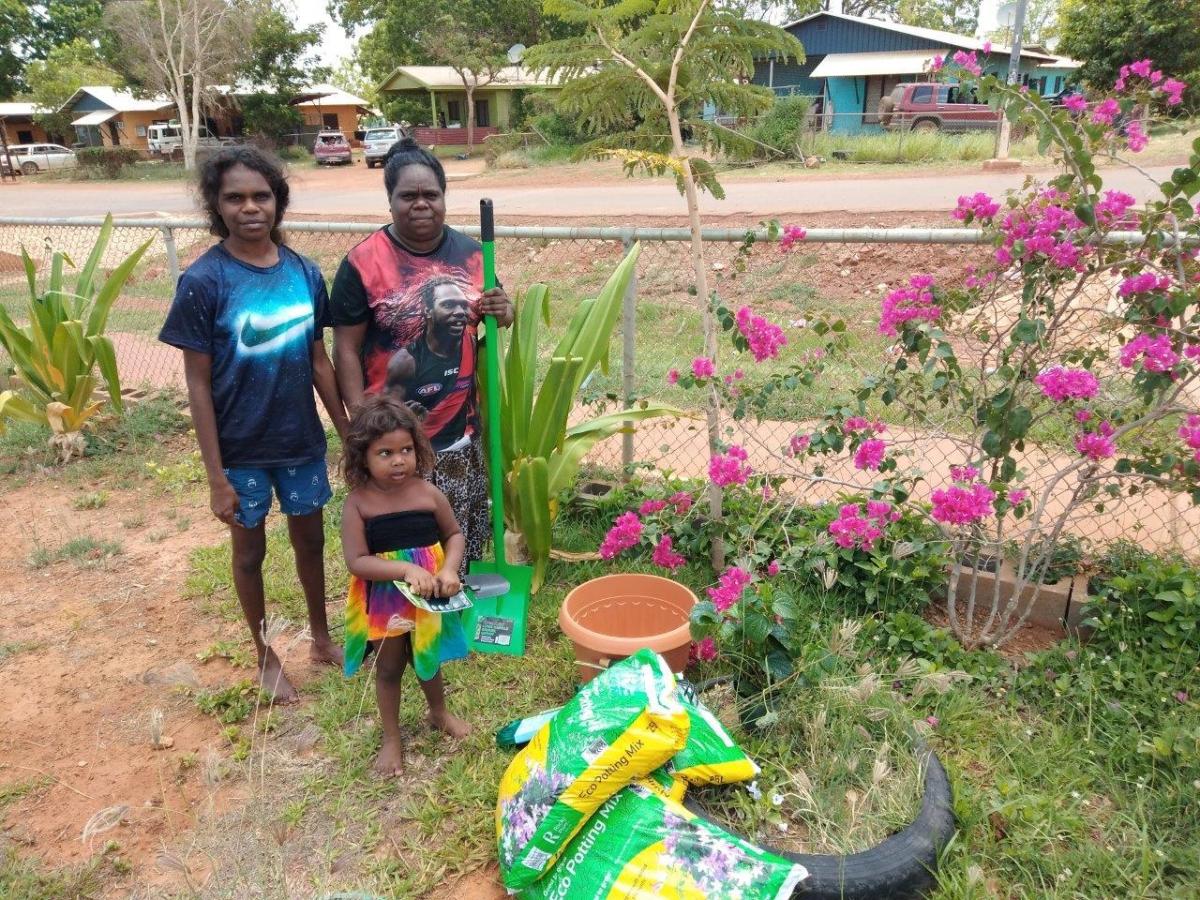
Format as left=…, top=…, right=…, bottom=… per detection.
left=2, top=143, right=78, bottom=175
left=362, top=126, right=406, bottom=169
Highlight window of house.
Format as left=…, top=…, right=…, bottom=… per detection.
left=322, top=113, right=338, bottom=129
left=136, top=125, right=147, bottom=137
left=446, top=100, right=462, bottom=124
left=17, top=130, right=32, bottom=143
left=1054, top=75, right=1063, bottom=93
left=475, top=98, right=490, bottom=127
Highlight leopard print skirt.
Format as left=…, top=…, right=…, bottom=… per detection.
left=428, top=437, right=490, bottom=577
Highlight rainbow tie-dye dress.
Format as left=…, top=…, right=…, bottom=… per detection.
left=343, top=510, right=468, bottom=681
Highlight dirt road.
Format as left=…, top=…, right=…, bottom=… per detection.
left=0, top=159, right=1178, bottom=221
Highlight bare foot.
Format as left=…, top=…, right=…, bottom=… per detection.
left=258, top=650, right=298, bottom=704
left=309, top=637, right=344, bottom=668
left=428, top=710, right=471, bottom=739
left=373, top=736, right=405, bottom=776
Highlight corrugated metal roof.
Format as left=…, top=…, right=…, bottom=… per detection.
left=810, top=49, right=948, bottom=78
left=72, top=110, right=119, bottom=127
left=0, top=102, right=40, bottom=117
left=294, top=84, right=373, bottom=108
left=784, top=11, right=1056, bottom=62
left=380, top=65, right=562, bottom=92
left=70, top=86, right=174, bottom=112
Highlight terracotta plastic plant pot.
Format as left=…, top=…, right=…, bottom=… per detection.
left=559, top=573, right=698, bottom=683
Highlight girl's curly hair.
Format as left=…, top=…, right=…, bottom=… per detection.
left=197, top=146, right=289, bottom=245
left=342, top=393, right=435, bottom=489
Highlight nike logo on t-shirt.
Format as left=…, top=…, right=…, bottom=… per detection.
left=240, top=311, right=311, bottom=348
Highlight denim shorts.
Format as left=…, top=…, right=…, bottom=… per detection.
left=223, top=458, right=332, bottom=528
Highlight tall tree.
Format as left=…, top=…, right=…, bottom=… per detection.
left=25, top=38, right=123, bottom=140
left=426, top=13, right=510, bottom=152
left=525, top=0, right=802, bottom=568
left=1, top=0, right=106, bottom=99
left=238, top=8, right=324, bottom=145
left=1058, top=0, right=1200, bottom=104
left=0, top=0, right=34, bottom=99
left=896, top=0, right=981, bottom=35
left=104, top=0, right=257, bottom=169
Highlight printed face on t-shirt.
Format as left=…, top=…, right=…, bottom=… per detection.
left=427, top=281, right=470, bottom=339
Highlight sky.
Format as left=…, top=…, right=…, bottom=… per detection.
left=289, top=2, right=357, bottom=68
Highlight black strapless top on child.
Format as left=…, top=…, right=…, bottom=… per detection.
left=364, top=511, right=440, bottom=555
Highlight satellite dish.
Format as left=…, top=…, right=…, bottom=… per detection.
left=507, top=43, right=526, bottom=64
left=995, top=1, right=1017, bottom=28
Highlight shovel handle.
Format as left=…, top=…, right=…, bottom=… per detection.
left=480, top=199, right=506, bottom=567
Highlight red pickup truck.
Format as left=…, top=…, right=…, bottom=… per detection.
left=879, top=83, right=1000, bottom=133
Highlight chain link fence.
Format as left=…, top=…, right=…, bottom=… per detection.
left=1, top=216, right=1195, bottom=558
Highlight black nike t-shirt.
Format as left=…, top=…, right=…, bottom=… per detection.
left=158, top=243, right=330, bottom=468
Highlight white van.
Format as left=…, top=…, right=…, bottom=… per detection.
left=147, top=122, right=221, bottom=157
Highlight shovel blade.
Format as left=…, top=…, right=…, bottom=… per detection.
left=464, top=560, right=532, bottom=656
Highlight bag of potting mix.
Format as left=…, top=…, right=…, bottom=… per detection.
left=521, top=777, right=808, bottom=900
left=496, top=649, right=690, bottom=890
left=668, top=697, right=759, bottom=787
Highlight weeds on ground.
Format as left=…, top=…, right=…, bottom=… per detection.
left=72, top=491, right=109, bottom=510
left=198, top=640, right=255, bottom=668
left=27, top=535, right=122, bottom=569
left=195, top=680, right=263, bottom=724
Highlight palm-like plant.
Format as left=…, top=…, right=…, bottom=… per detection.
left=480, top=243, right=683, bottom=590
left=0, top=215, right=152, bottom=459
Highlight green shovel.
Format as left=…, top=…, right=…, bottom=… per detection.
left=463, top=198, right=532, bottom=655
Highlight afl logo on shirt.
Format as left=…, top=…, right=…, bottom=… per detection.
left=416, top=383, right=441, bottom=398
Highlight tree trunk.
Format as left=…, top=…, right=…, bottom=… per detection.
left=465, top=84, right=476, bottom=154
left=667, top=103, right=724, bottom=570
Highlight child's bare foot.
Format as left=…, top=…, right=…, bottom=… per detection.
left=373, top=737, right=405, bottom=776
left=258, top=650, right=298, bottom=704
left=309, top=637, right=344, bottom=668
left=428, top=710, right=471, bottom=739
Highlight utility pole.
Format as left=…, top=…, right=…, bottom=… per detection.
left=993, top=0, right=1029, bottom=160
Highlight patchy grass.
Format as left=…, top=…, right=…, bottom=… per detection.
left=71, top=490, right=109, bottom=510
left=27, top=535, right=123, bottom=569
left=0, top=641, right=42, bottom=665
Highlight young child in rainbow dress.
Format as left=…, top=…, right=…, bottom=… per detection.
left=340, top=394, right=471, bottom=776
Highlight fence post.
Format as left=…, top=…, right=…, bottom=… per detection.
left=621, top=234, right=637, bottom=476
left=160, top=224, right=180, bottom=286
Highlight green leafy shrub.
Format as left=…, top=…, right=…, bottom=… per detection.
left=746, top=95, right=811, bottom=159
left=1087, top=549, right=1200, bottom=657
left=76, top=146, right=142, bottom=177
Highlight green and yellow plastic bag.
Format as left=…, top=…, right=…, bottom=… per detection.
left=496, top=649, right=689, bottom=890
left=521, top=777, right=808, bottom=900
left=669, top=698, right=759, bottom=786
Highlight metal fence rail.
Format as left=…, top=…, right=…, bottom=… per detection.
left=1, top=216, right=1195, bottom=557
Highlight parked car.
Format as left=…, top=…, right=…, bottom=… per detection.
left=879, top=83, right=1000, bottom=133
left=1, top=143, right=78, bottom=175
left=147, top=123, right=222, bottom=158
left=314, top=131, right=353, bottom=166
left=362, top=125, right=407, bottom=169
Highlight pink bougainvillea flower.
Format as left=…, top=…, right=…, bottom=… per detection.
left=1034, top=366, right=1100, bottom=402
left=1075, top=409, right=1093, bottom=423
left=709, top=445, right=752, bottom=487
left=767, top=559, right=781, bottom=577
left=639, top=499, right=667, bottom=516
left=1187, top=345, right=1200, bottom=360
left=866, top=499, right=900, bottom=523
left=879, top=274, right=940, bottom=337
left=1124, top=120, right=1149, bottom=153
left=599, top=511, right=642, bottom=560
left=931, top=482, right=996, bottom=526
left=854, top=438, right=887, bottom=471
left=951, top=49, right=982, bottom=77
left=827, top=502, right=891, bottom=550
left=1007, top=489, right=1027, bottom=505
left=788, top=433, right=811, bottom=456
left=1178, top=414, right=1200, bottom=463
left=651, top=535, right=687, bottom=572
left=691, top=356, right=716, bottom=379
left=950, top=465, right=980, bottom=483
left=954, top=192, right=1001, bottom=222
left=690, top=637, right=718, bottom=663
left=982, top=41, right=992, bottom=54
left=929, top=55, right=944, bottom=73
left=843, top=416, right=870, bottom=434
left=1118, top=272, right=1172, bottom=296
left=1075, top=420, right=1116, bottom=461
left=668, top=491, right=693, bottom=515
left=707, top=565, right=752, bottom=612
left=926, top=715, right=940, bottom=728
left=779, top=224, right=807, bottom=252
left=1064, top=93, right=1088, bottom=113
left=735, top=305, right=788, bottom=362
left=1162, top=78, right=1186, bottom=106
left=1095, top=190, right=1136, bottom=226
left=1091, top=98, right=1120, bottom=125
left=667, top=368, right=680, bottom=385
left=1120, top=333, right=1180, bottom=373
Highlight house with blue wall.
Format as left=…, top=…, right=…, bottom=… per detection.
left=754, top=11, right=1078, bottom=134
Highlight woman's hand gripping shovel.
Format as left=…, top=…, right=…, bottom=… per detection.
left=463, top=198, right=533, bottom=655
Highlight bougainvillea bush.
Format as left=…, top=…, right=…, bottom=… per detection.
left=600, top=61, right=1200, bottom=654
